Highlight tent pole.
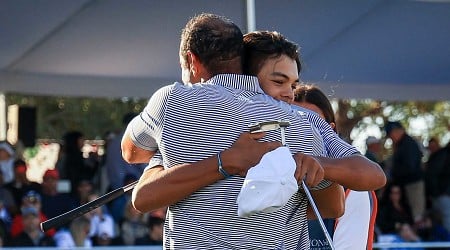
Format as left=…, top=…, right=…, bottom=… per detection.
left=246, top=0, right=256, bottom=32
left=0, top=92, right=6, bottom=141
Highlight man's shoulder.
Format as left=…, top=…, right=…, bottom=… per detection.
left=153, top=82, right=223, bottom=97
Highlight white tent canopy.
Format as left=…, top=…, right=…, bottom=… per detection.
left=1, top=0, right=449, bottom=101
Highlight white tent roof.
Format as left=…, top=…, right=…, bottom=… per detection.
left=1, top=0, right=449, bottom=100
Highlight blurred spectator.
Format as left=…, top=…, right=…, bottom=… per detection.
left=4, top=159, right=41, bottom=211
left=72, top=178, right=94, bottom=206
left=424, top=138, right=450, bottom=233
left=135, top=215, right=165, bottom=246
left=385, top=121, right=426, bottom=223
left=40, top=169, right=77, bottom=226
left=0, top=200, right=10, bottom=246
left=53, top=215, right=92, bottom=248
left=392, top=223, right=424, bottom=250
left=0, top=170, right=17, bottom=220
left=57, top=131, right=99, bottom=195
left=85, top=193, right=117, bottom=246
left=10, top=190, right=55, bottom=238
left=425, top=137, right=446, bottom=202
left=109, top=173, right=137, bottom=225
left=120, top=199, right=148, bottom=245
left=102, top=112, right=146, bottom=191
left=365, top=136, right=383, bottom=165
left=9, top=206, right=56, bottom=247
left=0, top=141, right=15, bottom=184
left=377, top=183, right=414, bottom=234
left=416, top=209, right=450, bottom=246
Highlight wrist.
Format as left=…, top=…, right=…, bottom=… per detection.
left=217, top=152, right=232, bottom=179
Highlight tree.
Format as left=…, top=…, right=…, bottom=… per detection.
left=6, top=94, right=450, bottom=153
left=333, top=99, right=450, bottom=156
left=6, top=94, right=147, bottom=141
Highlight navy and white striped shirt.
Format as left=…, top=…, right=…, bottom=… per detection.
left=130, top=74, right=359, bottom=250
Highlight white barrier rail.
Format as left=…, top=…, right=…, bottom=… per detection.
left=373, top=241, right=450, bottom=248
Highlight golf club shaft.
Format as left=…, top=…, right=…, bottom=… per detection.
left=40, top=180, right=137, bottom=232
left=302, top=181, right=335, bottom=250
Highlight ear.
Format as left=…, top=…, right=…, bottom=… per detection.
left=330, top=122, right=336, bottom=131
left=187, top=51, right=200, bottom=77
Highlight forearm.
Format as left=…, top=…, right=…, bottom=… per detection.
left=131, top=132, right=281, bottom=212
left=307, top=183, right=345, bottom=219
left=318, top=155, right=386, bottom=190
left=132, top=150, right=241, bottom=212
left=132, top=159, right=223, bottom=212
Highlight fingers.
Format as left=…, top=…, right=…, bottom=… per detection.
left=243, top=132, right=282, bottom=151
left=247, top=131, right=266, bottom=140
left=293, top=153, right=324, bottom=187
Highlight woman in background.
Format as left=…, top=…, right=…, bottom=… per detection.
left=294, top=84, right=378, bottom=250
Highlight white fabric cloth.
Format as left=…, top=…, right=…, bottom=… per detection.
left=237, top=146, right=298, bottom=217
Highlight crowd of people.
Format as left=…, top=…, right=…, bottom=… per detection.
left=0, top=12, right=449, bottom=250
left=374, top=126, right=450, bottom=247
left=0, top=127, right=166, bottom=247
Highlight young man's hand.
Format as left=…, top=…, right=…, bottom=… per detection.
left=293, top=153, right=324, bottom=187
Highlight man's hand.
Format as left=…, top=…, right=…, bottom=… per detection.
left=293, top=153, right=324, bottom=187
left=220, top=132, right=282, bottom=176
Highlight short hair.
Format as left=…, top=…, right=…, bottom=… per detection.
left=180, top=13, right=243, bottom=75
left=294, top=84, right=336, bottom=132
left=243, top=31, right=302, bottom=76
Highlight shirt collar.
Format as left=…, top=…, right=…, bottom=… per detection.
left=206, top=74, right=264, bottom=94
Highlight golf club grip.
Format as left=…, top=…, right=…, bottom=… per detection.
left=40, top=180, right=138, bottom=232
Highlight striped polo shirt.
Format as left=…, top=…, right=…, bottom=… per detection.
left=130, top=74, right=359, bottom=249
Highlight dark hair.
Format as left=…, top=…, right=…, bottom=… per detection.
left=294, top=84, right=336, bottom=132
left=384, top=121, right=404, bottom=136
left=243, top=31, right=302, bottom=76
left=379, top=183, right=411, bottom=211
left=180, top=13, right=243, bottom=75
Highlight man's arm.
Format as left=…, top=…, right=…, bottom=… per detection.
left=131, top=132, right=281, bottom=212
left=121, top=130, right=156, bottom=164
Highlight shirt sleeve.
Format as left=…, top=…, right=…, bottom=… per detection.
left=144, top=151, right=165, bottom=172
left=128, top=84, right=174, bottom=151
left=307, top=112, right=360, bottom=158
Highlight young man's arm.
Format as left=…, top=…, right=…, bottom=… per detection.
left=295, top=152, right=385, bottom=219
left=131, top=132, right=282, bottom=212
left=316, top=154, right=386, bottom=191
left=307, top=183, right=345, bottom=219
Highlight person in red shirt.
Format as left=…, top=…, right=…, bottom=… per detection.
left=10, top=190, right=55, bottom=238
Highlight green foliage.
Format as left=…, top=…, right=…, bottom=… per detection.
left=6, top=94, right=450, bottom=149
left=342, top=100, right=450, bottom=149
left=6, top=94, right=147, bottom=140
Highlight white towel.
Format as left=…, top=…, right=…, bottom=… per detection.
left=236, top=146, right=298, bottom=217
